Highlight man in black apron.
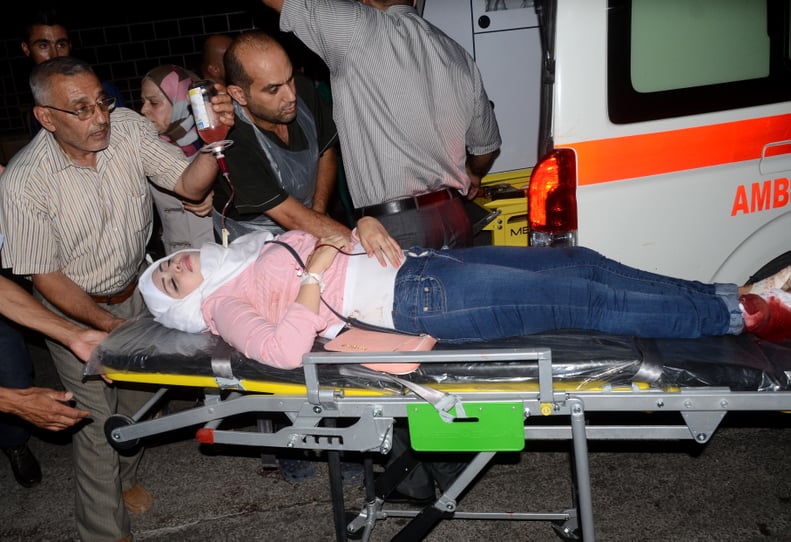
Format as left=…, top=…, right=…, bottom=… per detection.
left=215, top=30, right=347, bottom=244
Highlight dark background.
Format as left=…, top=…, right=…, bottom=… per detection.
left=0, top=0, right=329, bottom=162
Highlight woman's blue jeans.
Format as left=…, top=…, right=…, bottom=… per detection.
left=392, top=246, right=742, bottom=343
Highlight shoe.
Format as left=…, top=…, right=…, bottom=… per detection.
left=340, top=460, right=364, bottom=487
left=383, top=489, right=436, bottom=506
left=748, top=265, right=791, bottom=294
left=122, top=483, right=154, bottom=514
left=2, top=444, right=42, bottom=488
left=740, top=290, right=791, bottom=342
left=278, top=458, right=315, bottom=482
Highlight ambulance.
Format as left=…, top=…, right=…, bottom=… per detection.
left=424, top=0, right=791, bottom=285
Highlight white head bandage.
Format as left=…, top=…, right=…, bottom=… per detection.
left=138, top=232, right=273, bottom=333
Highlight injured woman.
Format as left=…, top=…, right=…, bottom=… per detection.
left=137, top=216, right=791, bottom=370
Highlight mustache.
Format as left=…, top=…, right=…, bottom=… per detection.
left=88, top=122, right=109, bottom=136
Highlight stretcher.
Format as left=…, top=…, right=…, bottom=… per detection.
left=87, top=315, right=791, bottom=541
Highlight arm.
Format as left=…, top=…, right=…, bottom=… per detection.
left=182, top=190, right=215, bottom=217
left=173, top=149, right=222, bottom=202
left=310, top=146, right=337, bottom=215
left=208, top=234, right=345, bottom=369
left=0, top=275, right=107, bottom=359
left=32, top=271, right=124, bottom=333
left=209, top=297, right=325, bottom=370
left=465, top=149, right=501, bottom=200
left=266, top=196, right=352, bottom=239
left=0, top=275, right=97, bottom=430
left=353, top=217, right=403, bottom=268
left=261, top=0, right=283, bottom=12
left=173, top=87, right=235, bottom=201
left=0, top=387, right=89, bottom=431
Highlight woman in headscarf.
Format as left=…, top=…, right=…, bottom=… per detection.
left=138, top=216, right=791, bottom=371
left=141, top=64, right=215, bottom=256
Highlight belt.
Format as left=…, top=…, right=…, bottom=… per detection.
left=89, top=280, right=137, bottom=305
left=354, top=188, right=459, bottom=219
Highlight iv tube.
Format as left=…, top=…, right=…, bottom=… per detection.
left=211, top=148, right=235, bottom=248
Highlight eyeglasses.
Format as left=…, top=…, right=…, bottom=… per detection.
left=40, top=96, right=117, bottom=121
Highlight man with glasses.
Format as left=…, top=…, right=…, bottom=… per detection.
left=0, top=56, right=233, bottom=542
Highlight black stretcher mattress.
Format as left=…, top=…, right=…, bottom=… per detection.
left=88, top=315, right=791, bottom=392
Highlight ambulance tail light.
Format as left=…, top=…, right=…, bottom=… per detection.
left=528, top=148, right=578, bottom=247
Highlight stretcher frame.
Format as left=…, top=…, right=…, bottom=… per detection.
left=98, top=336, right=791, bottom=542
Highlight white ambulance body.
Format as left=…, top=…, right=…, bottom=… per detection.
left=424, top=0, right=791, bottom=284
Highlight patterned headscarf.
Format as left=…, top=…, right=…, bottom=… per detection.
left=142, top=64, right=201, bottom=157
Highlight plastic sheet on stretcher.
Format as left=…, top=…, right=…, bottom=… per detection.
left=87, top=315, right=791, bottom=393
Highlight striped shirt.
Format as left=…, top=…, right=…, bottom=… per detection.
left=280, top=0, right=501, bottom=208
left=0, top=108, right=189, bottom=295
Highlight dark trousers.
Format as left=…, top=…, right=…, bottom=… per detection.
left=0, top=317, right=34, bottom=448
left=388, top=422, right=469, bottom=499
left=370, top=196, right=472, bottom=250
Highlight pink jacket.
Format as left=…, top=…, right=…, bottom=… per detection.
left=201, top=230, right=352, bottom=369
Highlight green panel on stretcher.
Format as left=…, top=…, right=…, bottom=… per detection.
left=407, top=402, right=525, bottom=452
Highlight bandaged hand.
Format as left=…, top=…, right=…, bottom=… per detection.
left=355, top=217, right=403, bottom=268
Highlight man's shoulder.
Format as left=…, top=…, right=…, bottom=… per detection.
left=226, top=121, right=267, bottom=157
left=110, top=107, right=147, bottom=125
left=108, top=108, right=157, bottom=144
left=2, top=136, right=52, bottom=190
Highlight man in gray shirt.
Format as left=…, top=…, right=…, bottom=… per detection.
left=261, top=0, right=501, bottom=249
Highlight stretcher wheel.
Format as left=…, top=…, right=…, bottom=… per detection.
left=105, top=414, right=140, bottom=451
left=551, top=519, right=581, bottom=541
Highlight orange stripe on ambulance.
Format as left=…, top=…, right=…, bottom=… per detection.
left=526, top=0, right=791, bottom=284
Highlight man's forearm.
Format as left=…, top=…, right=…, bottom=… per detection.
left=466, top=149, right=500, bottom=180
left=261, top=0, right=284, bottom=13
left=175, top=152, right=220, bottom=201
left=312, top=146, right=338, bottom=215
left=465, top=149, right=501, bottom=199
left=32, top=272, right=123, bottom=333
left=268, top=196, right=351, bottom=239
left=0, top=276, right=84, bottom=344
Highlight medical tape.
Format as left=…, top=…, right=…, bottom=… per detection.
left=339, top=365, right=465, bottom=423
left=632, top=337, right=664, bottom=384
left=211, top=357, right=245, bottom=390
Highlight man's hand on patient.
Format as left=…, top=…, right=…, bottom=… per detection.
left=355, top=217, right=403, bottom=268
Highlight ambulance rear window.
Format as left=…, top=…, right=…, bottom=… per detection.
left=607, top=0, right=791, bottom=123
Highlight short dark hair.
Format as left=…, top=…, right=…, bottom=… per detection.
left=21, top=2, right=72, bottom=43
left=30, top=56, right=95, bottom=104
left=224, top=30, right=285, bottom=91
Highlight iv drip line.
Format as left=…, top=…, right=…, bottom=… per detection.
left=210, top=147, right=235, bottom=248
